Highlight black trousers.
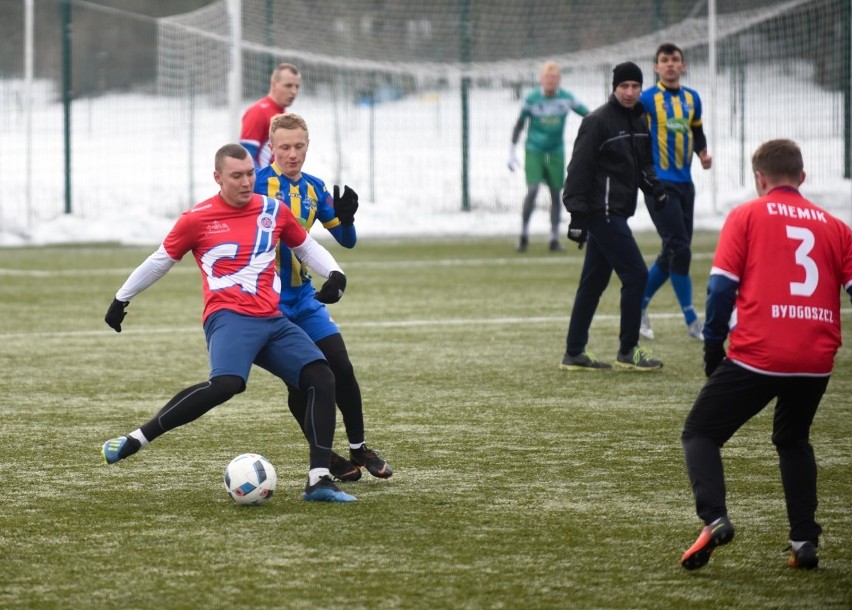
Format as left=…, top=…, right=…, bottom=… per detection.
left=681, top=359, right=828, bottom=542
left=566, top=214, right=648, bottom=356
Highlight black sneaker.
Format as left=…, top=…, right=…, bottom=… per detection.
left=787, top=541, right=819, bottom=569
left=559, top=351, right=612, bottom=370
left=681, top=516, right=735, bottom=570
left=329, top=451, right=361, bottom=482
left=615, top=346, right=663, bottom=371
left=350, top=444, right=393, bottom=479
left=516, top=236, right=528, bottom=253
left=549, top=239, right=565, bottom=252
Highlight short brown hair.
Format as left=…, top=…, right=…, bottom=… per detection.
left=271, top=63, right=300, bottom=83
left=214, top=143, right=249, bottom=172
left=751, top=139, right=804, bottom=182
left=268, top=112, right=309, bottom=142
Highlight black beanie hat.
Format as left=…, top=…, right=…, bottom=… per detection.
left=612, top=62, right=643, bottom=89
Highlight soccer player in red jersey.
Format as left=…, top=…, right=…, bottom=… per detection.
left=100, top=143, right=356, bottom=503
left=680, top=139, right=852, bottom=570
left=240, top=63, right=301, bottom=168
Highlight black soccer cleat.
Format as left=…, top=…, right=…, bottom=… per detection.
left=787, top=541, right=819, bottom=569
left=329, top=451, right=362, bottom=482
left=350, top=444, right=393, bottom=479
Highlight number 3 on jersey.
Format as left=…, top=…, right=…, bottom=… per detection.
left=786, top=225, right=818, bottom=297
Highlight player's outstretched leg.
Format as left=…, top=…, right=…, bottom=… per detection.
left=681, top=516, right=735, bottom=570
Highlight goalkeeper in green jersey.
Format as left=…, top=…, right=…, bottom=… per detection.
left=508, top=61, right=589, bottom=252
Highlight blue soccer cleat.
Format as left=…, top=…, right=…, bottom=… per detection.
left=303, top=475, right=357, bottom=502
left=102, top=436, right=129, bottom=464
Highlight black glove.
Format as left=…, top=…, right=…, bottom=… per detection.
left=652, top=183, right=668, bottom=211
left=566, top=216, right=588, bottom=249
left=315, top=271, right=347, bottom=304
left=334, top=185, right=358, bottom=226
left=105, top=298, right=130, bottom=332
left=703, top=342, right=726, bottom=377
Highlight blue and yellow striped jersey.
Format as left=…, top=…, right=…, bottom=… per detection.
left=641, top=83, right=704, bottom=183
left=254, top=164, right=350, bottom=303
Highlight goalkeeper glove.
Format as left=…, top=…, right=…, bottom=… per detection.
left=333, top=185, right=358, bottom=226
left=652, top=183, right=668, bottom=211
left=703, top=341, right=726, bottom=377
left=315, top=271, right=347, bottom=304
left=105, top=298, right=130, bottom=332
left=507, top=145, right=519, bottom=172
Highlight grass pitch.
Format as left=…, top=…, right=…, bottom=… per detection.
left=0, top=231, right=850, bottom=609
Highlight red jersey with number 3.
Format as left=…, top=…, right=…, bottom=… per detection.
left=711, top=186, right=852, bottom=375
left=162, top=193, right=307, bottom=322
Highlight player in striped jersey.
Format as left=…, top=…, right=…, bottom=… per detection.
left=680, top=139, right=852, bottom=570
left=256, top=113, right=393, bottom=482
left=639, top=43, right=712, bottom=340
left=101, top=143, right=356, bottom=502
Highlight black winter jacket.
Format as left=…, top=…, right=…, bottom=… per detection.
left=562, top=94, right=660, bottom=224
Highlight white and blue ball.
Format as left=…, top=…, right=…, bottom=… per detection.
left=224, top=453, right=277, bottom=505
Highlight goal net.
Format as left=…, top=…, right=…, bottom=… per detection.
left=0, top=0, right=848, bottom=235
left=154, top=0, right=849, bottom=222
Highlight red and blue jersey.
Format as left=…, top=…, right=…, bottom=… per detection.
left=162, top=193, right=308, bottom=322
left=254, top=164, right=356, bottom=305
left=641, top=83, right=703, bottom=183
left=239, top=96, right=284, bottom=168
left=710, top=187, right=852, bottom=375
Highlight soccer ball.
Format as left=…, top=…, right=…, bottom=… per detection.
left=223, top=453, right=277, bottom=505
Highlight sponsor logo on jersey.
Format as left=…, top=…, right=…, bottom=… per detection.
left=665, top=117, right=690, bottom=133
left=205, top=220, right=230, bottom=235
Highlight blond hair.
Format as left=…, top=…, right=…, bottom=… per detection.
left=541, top=61, right=560, bottom=76
left=268, top=113, right=309, bottom=143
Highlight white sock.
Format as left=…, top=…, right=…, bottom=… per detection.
left=791, top=540, right=811, bottom=551
left=350, top=442, right=365, bottom=450
left=308, top=468, right=330, bottom=486
left=128, top=429, right=149, bottom=447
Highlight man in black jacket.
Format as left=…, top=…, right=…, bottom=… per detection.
left=560, top=61, right=667, bottom=371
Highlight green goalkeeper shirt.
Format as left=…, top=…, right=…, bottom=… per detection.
left=512, top=87, right=589, bottom=153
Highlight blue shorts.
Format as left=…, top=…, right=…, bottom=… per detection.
left=280, top=284, right=341, bottom=343
left=203, top=310, right=326, bottom=387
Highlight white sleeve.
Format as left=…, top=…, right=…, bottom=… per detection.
left=291, top=234, right=343, bottom=280
left=115, top=245, right=179, bottom=302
